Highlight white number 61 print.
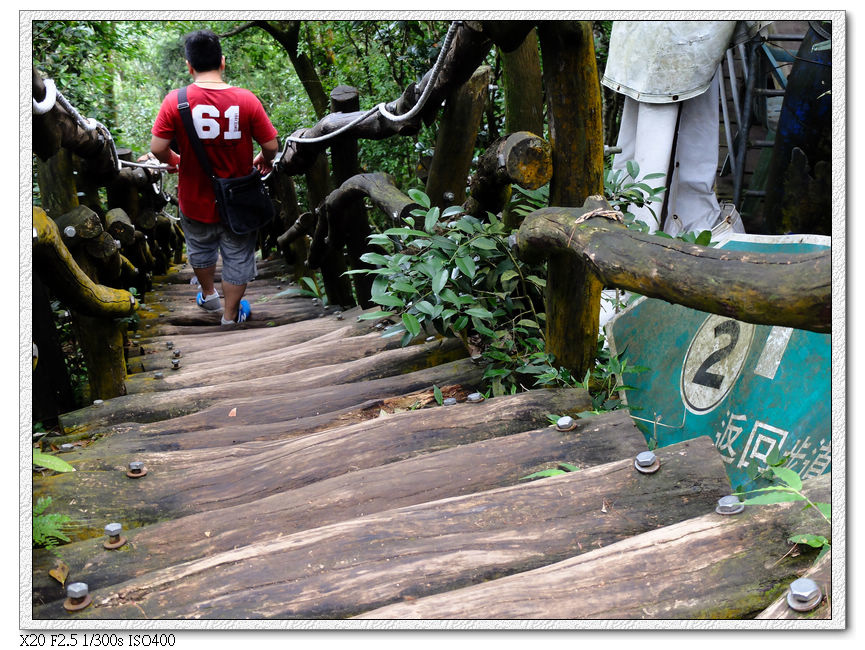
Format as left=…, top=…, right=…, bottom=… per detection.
left=192, top=104, right=241, bottom=140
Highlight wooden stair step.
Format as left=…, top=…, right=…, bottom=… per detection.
left=36, top=437, right=729, bottom=620
left=33, top=408, right=643, bottom=606
left=356, top=474, right=830, bottom=620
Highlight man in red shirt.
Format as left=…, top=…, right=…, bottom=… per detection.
left=147, top=29, right=278, bottom=324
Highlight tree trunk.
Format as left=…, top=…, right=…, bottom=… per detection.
left=537, top=21, right=605, bottom=377
left=35, top=149, right=79, bottom=220
left=31, top=275, right=76, bottom=423
left=425, top=65, right=492, bottom=209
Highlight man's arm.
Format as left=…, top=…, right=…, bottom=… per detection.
left=149, top=136, right=181, bottom=172
left=253, top=138, right=278, bottom=175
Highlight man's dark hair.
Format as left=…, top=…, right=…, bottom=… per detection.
left=184, top=30, right=222, bottom=72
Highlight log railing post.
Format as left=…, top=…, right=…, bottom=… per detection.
left=538, top=21, right=606, bottom=378
left=329, top=85, right=374, bottom=308
left=425, top=65, right=492, bottom=209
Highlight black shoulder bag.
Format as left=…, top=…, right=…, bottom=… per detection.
left=177, top=86, right=275, bottom=235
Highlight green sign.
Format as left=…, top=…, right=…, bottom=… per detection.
left=606, top=234, right=831, bottom=490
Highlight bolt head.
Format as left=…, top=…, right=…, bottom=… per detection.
left=173, top=349, right=182, bottom=357
left=636, top=451, right=656, bottom=467
left=93, top=399, right=104, bottom=407
left=556, top=416, right=575, bottom=430
left=60, top=444, right=74, bottom=452
left=154, top=372, right=164, bottom=379
left=166, top=342, right=174, bottom=349
left=171, top=359, right=180, bottom=368
left=467, top=392, right=483, bottom=403
left=105, top=522, right=122, bottom=537
left=128, top=461, right=144, bottom=472
left=67, top=582, right=88, bottom=599
left=789, top=577, right=820, bottom=602
left=443, top=397, right=457, bottom=406
left=716, top=495, right=745, bottom=515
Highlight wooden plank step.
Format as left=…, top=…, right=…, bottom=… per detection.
left=126, top=329, right=406, bottom=390
left=58, top=338, right=469, bottom=432
left=356, top=474, right=830, bottom=620
left=34, top=388, right=593, bottom=534
left=36, top=437, right=728, bottom=620
left=33, top=409, right=643, bottom=606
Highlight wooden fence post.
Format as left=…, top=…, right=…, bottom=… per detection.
left=538, top=21, right=605, bottom=379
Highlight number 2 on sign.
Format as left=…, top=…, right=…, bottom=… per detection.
left=680, top=315, right=755, bottom=414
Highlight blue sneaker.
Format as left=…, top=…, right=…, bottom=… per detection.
left=221, top=299, right=251, bottom=325
left=196, top=291, right=221, bottom=312
left=237, top=299, right=251, bottom=323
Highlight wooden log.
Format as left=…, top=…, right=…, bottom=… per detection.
left=68, top=312, right=127, bottom=400
left=57, top=349, right=478, bottom=434
left=501, top=29, right=544, bottom=137
left=425, top=65, right=492, bottom=208
left=276, top=22, right=495, bottom=176
left=83, top=231, right=119, bottom=260
left=33, top=387, right=594, bottom=539
left=357, top=474, right=830, bottom=620
left=125, top=329, right=405, bottom=391
left=32, top=208, right=137, bottom=319
left=33, top=407, right=640, bottom=606
left=755, top=548, right=832, bottom=620
left=537, top=21, right=605, bottom=376
left=53, top=205, right=103, bottom=251
left=104, top=208, right=135, bottom=246
left=515, top=201, right=832, bottom=333
left=32, top=69, right=117, bottom=180
left=464, top=131, right=552, bottom=218
left=326, top=172, right=419, bottom=224
left=329, top=85, right=375, bottom=308
left=41, top=437, right=728, bottom=619
left=35, top=149, right=79, bottom=220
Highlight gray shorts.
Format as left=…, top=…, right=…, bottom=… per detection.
left=180, top=213, right=257, bottom=285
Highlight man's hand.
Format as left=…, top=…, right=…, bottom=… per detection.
left=253, top=151, right=273, bottom=175
left=149, top=136, right=180, bottom=173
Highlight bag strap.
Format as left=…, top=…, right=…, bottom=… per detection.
left=177, top=85, right=217, bottom=180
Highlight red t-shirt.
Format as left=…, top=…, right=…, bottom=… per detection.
left=152, top=85, right=278, bottom=223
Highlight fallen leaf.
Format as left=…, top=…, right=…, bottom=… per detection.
left=49, top=559, right=69, bottom=585
left=228, top=408, right=236, bottom=417
left=204, top=531, right=211, bottom=537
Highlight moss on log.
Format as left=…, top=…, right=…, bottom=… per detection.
left=33, top=208, right=137, bottom=319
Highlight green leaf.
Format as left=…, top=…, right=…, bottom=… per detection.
left=441, top=205, right=464, bottom=218
left=360, top=252, right=390, bottom=267
left=424, top=207, right=441, bottom=233
left=33, top=451, right=75, bottom=473
left=558, top=462, right=580, bottom=472
left=520, top=469, right=567, bottom=480
left=371, top=293, right=406, bottom=308
left=402, top=313, right=421, bottom=337
left=465, top=306, right=493, bottom=319
left=526, top=275, right=546, bottom=288
left=433, top=384, right=443, bottom=405
left=516, top=319, right=539, bottom=329
left=357, top=310, right=395, bottom=321
left=694, top=230, right=713, bottom=246
left=771, top=466, right=803, bottom=492
left=408, top=188, right=431, bottom=208
left=743, top=491, right=806, bottom=506
left=414, top=300, right=436, bottom=316
left=432, top=268, right=449, bottom=295
left=500, top=269, right=519, bottom=283
left=383, top=227, right=429, bottom=238
left=454, top=255, right=476, bottom=279
left=788, top=534, right=829, bottom=548
left=471, top=237, right=498, bottom=250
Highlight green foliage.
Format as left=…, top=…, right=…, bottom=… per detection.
left=32, top=497, right=72, bottom=552
left=33, top=450, right=76, bottom=474
left=576, top=339, right=647, bottom=416
left=736, top=463, right=831, bottom=562
left=355, top=191, right=566, bottom=396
